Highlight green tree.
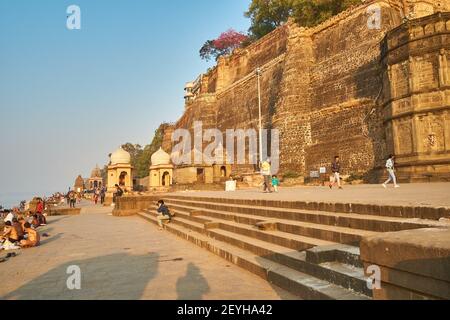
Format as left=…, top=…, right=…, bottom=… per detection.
left=102, top=123, right=171, bottom=179
left=245, top=0, right=294, bottom=40
left=121, top=143, right=144, bottom=170
left=100, top=164, right=108, bottom=185
left=245, top=0, right=361, bottom=39
left=120, top=124, right=169, bottom=179
left=292, top=0, right=361, bottom=28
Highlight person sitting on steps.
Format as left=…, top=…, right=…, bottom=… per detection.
left=156, top=200, right=172, bottom=230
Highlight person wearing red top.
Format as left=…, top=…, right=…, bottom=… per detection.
left=36, top=200, right=44, bottom=214
left=35, top=200, right=47, bottom=226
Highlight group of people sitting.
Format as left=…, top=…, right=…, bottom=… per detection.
left=1, top=201, right=46, bottom=250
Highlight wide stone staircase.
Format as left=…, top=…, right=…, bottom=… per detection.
left=136, top=195, right=448, bottom=300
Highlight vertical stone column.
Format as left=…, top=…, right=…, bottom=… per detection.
left=382, top=12, right=450, bottom=181
left=272, top=24, right=313, bottom=177
left=438, top=48, right=448, bottom=87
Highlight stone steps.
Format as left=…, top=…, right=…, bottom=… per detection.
left=164, top=202, right=376, bottom=245
left=164, top=197, right=443, bottom=233
left=164, top=195, right=450, bottom=221
left=136, top=195, right=447, bottom=299
left=136, top=211, right=369, bottom=300
left=205, top=228, right=371, bottom=296
left=145, top=207, right=336, bottom=251
left=141, top=207, right=371, bottom=298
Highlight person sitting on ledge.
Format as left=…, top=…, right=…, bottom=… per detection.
left=18, top=217, right=27, bottom=232
left=156, top=200, right=172, bottom=230
left=113, top=184, right=124, bottom=205
left=20, top=222, right=40, bottom=248
left=1, top=221, right=21, bottom=244
left=31, top=214, right=41, bottom=229
left=12, top=218, right=24, bottom=241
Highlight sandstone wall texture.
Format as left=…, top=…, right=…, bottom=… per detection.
left=163, top=0, right=450, bottom=183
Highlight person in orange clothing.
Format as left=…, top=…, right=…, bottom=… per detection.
left=20, top=223, right=40, bottom=248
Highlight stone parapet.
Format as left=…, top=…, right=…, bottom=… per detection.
left=112, top=195, right=160, bottom=217
left=360, top=228, right=450, bottom=299
left=46, top=208, right=81, bottom=216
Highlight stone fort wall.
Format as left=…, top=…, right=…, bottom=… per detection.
left=164, top=0, right=450, bottom=182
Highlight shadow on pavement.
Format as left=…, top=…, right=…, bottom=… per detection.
left=176, top=263, right=210, bottom=300
left=2, top=252, right=160, bottom=300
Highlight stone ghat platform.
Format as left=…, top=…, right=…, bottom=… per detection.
left=170, top=183, right=450, bottom=210
left=117, top=188, right=450, bottom=300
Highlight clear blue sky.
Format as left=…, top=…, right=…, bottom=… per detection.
left=0, top=0, right=250, bottom=196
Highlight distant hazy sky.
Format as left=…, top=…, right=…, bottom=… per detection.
left=0, top=0, right=250, bottom=195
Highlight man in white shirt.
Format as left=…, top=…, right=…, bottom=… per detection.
left=3, top=210, right=15, bottom=224
left=382, top=155, right=400, bottom=189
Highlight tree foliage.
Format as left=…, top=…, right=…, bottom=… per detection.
left=200, top=29, right=249, bottom=61
left=119, top=124, right=168, bottom=179
left=245, top=0, right=294, bottom=40
left=245, top=0, right=361, bottom=39
left=121, top=143, right=143, bottom=169
left=292, top=0, right=361, bottom=28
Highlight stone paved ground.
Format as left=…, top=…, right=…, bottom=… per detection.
left=172, top=183, right=450, bottom=208
left=0, top=203, right=297, bottom=300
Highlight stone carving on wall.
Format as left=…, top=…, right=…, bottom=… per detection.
left=393, top=61, right=410, bottom=97
left=438, top=49, right=449, bottom=86
left=414, top=56, right=439, bottom=91
left=395, top=120, right=414, bottom=155
left=385, top=122, right=395, bottom=156
left=418, top=114, right=446, bottom=153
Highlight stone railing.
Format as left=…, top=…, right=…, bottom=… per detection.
left=383, top=12, right=450, bottom=58
left=361, top=227, right=450, bottom=300
left=112, top=195, right=160, bottom=217
left=46, top=207, right=81, bottom=216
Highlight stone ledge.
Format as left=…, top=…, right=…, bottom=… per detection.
left=112, top=209, right=139, bottom=217
left=360, top=228, right=450, bottom=300
left=46, top=208, right=81, bottom=216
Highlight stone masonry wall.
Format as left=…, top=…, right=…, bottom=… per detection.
left=164, top=0, right=449, bottom=182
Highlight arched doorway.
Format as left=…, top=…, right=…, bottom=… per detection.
left=220, top=166, right=227, bottom=178
left=162, top=172, right=170, bottom=186
left=119, top=172, right=127, bottom=186
left=196, top=168, right=205, bottom=183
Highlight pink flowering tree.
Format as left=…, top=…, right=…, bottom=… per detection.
left=200, top=29, right=249, bottom=61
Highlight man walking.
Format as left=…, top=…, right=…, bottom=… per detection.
left=100, top=187, right=106, bottom=205
left=69, top=191, right=76, bottom=208
left=261, top=159, right=272, bottom=193
left=329, top=156, right=343, bottom=190
left=383, top=155, right=400, bottom=189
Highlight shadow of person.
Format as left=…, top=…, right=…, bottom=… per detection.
left=39, top=233, right=64, bottom=246
left=176, top=263, right=210, bottom=300
left=2, top=252, right=159, bottom=300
